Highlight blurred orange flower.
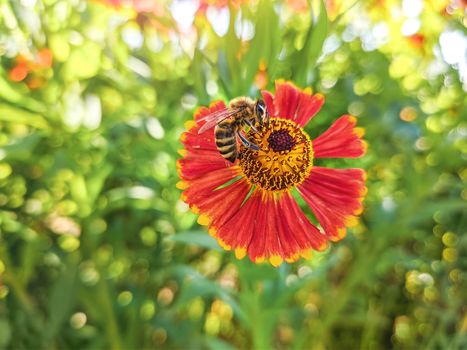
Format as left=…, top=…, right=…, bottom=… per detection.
left=8, top=48, right=53, bottom=89
left=254, top=61, right=268, bottom=89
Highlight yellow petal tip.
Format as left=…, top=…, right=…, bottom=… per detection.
left=235, top=247, right=247, bottom=259
left=354, top=127, right=365, bottom=138
left=345, top=216, right=359, bottom=227
left=218, top=238, right=231, bottom=250
left=300, top=250, right=313, bottom=260
left=362, top=140, right=369, bottom=152
left=255, top=256, right=265, bottom=263
left=176, top=181, right=189, bottom=190
left=360, top=186, right=368, bottom=196
left=197, top=214, right=210, bottom=226
left=285, top=253, right=299, bottom=263
left=337, top=227, right=347, bottom=239
left=177, top=149, right=187, bottom=157
left=184, top=120, right=196, bottom=130
left=269, top=255, right=283, bottom=267
left=317, top=242, right=328, bottom=251
left=208, top=226, right=217, bottom=237
left=353, top=206, right=364, bottom=215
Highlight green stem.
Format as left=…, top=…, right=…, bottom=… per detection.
left=96, top=279, right=122, bottom=350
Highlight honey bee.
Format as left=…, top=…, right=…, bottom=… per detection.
left=197, top=97, right=269, bottom=163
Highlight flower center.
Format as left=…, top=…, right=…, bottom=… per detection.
left=267, top=130, right=295, bottom=152
left=239, top=118, right=313, bottom=192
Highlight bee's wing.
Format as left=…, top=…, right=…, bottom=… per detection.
left=197, top=108, right=239, bottom=134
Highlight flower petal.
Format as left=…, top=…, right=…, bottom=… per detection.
left=313, top=115, right=367, bottom=158
left=246, top=191, right=283, bottom=263
left=212, top=189, right=263, bottom=258
left=269, top=81, right=324, bottom=126
left=191, top=177, right=252, bottom=239
left=260, top=90, right=276, bottom=117
left=178, top=101, right=233, bottom=180
left=276, top=191, right=328, bottom=257
left=181, top=167, right=242, bottom=211
left=297, top=167, right=366, bottom=241
left=213, top=189, right=327, bottom=265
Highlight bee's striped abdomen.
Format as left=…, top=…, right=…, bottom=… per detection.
left=215, top=120, right=237, bottom=163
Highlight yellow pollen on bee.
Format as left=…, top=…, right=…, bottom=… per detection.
left=238, top=118, right=313, bottom=192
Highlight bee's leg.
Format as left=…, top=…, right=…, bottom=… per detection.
left=237, top=131, right=260, bottom=151
left=244, top=119, right=259, bottom=133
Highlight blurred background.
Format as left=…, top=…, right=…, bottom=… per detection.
left=0, top=0, right=466, bottom=348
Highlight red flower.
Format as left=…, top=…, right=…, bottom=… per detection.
left=177, top=81, right=367, bottom=266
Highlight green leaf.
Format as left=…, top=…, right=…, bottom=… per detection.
left=0, top=104, right=48, bottom=129
left=43, top=264, right=79, bottom=344
left=0, top=74, right=45, bottom=112
left=0, top=133, right=42, bottom=161
left=0, top=318, right=12, bottom=348
left=293, top=0, right=328, bottom=85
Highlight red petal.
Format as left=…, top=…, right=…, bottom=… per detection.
left=178, top=101, right=233, bottom=180
left=278, top=192, right=327, bottom=252
left=213, top=189, right=263, bottom=256
left=295, top=92, right=324, bottom=127
left=194, top=100, right=226, bottom=122
left=297, top=167, right=367, bottom=241
left=272, top=81, right=324, bottom=126
left=260, top=90, right=276, bottom=117
left=313, top=115, right=367, bottom=159
left=275, top=81, right=300, bottom=120
left=213, top=190, right=328, bottom=265
left=180, top=166, right=241, bottom=208
left=189, top=177, right=251, bottom=233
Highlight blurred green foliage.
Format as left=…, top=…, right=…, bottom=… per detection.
left=0, top=0, right=466, bottom=349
